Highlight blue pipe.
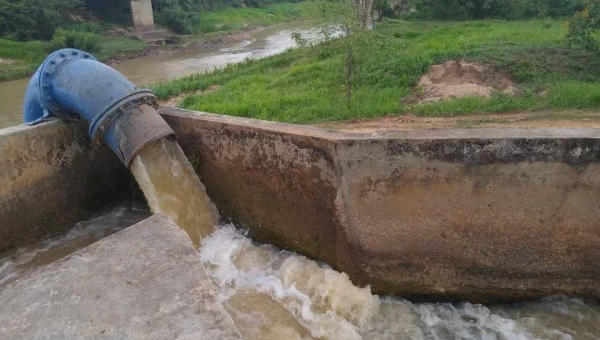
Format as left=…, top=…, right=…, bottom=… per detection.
left=23, top=48, right=174, bottom=166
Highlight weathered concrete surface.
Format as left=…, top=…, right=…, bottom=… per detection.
left=0, top=120, right=130, bottom=254
left=336, top=137, right=600, bottom=302
left=160, top=107, right=600, bottom=302
left=131, top=0, right=155, bottom=33
left=0, top=214, right=241, bottom=340
left=161, top=108, right=343, bottom=271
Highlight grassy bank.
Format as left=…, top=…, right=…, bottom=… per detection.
left=0, top=39, right=49, bottom=81
left=194, top=2, right=322, bottom=34
left=0, top=36, right=146, bottom=82
left=153, top=18, right=600, bottom=123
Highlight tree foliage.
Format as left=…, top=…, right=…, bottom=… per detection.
left=406, top=0, right=583, bottom=19
left=51, top=27, right=100, bottom=51
left=0, top=0, right=83, bottom=41
left=566, top=0, right=600, bottom=51
left=156, top=7, right=201, bottom=34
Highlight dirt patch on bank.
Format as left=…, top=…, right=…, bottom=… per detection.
left=317, top=111, right=600, bottom=132
left=405, top=60, right=516, bottom=104
left=0, top=58, right=15, bottom=65
left=158, top=85, right=222, bottom=107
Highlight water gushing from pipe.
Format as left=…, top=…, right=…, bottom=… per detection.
left=23, top=48, right=218, bottom=246
left=130, top=138, right=219, bottom=247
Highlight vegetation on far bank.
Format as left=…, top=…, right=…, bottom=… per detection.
left=152, top=18, right=600, bottom=123
left=0, top=35, right=146, bottom=81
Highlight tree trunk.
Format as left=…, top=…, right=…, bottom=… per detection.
left=346, top=43, right=353, bottom=109
left=358, top=0, right=373, bottom=28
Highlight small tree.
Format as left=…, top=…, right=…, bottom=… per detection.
left=319, top=0, right=370, bottom=108
left=566, top=0, right=600, bottom=52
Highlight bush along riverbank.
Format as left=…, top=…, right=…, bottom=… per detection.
left=152, top=18, right=600, bottom=123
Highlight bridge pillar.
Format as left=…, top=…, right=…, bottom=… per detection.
left=130, top=0, right=166, bottom=44
left=130, top=0, right=155, bottom=33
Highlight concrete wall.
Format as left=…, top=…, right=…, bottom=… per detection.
left=161, top=107, right=600, bottom=302
left=130, top=0, right=155, bottom=33
left=0, top=121, right=130, bottom=254
left=3, top=109, right=600, bottom=302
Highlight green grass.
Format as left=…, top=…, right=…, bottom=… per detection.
left=0, top=39, right=49, bottom=81
left=0, top=35, right=147, bottom=81
left=153, top=18, right=600, bottom=123
left=95, top=36, right=148, bottom=60
left=194, top=2, right=322, bottom=34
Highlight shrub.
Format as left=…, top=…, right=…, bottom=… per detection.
left=566, top=0, right=600, bottom=52
left=156, top=8, right=200, bottom=34
left=0, top=0, right=83, bottom=41
left=72, top=21, right=102, bottom=33
left=51, top=28, right=100, bottom=51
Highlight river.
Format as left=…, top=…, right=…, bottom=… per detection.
left=0, top=21, right=319, bottom=129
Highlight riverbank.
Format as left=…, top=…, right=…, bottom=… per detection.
left=0, top=2, right=321, bottom=82
left=0, top=35, right=147, bottom=82
left=154, top=19, right=600, bottom=123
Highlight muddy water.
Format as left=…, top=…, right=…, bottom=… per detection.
left=201, top=226, right=600, bottom=340
left=0, top=203, right=149, bottom=288
left=2, top=197, right=600, bottom=339
left=0, top=21, right=319, bottom=129
left=130, top=137, right=219, bottom=247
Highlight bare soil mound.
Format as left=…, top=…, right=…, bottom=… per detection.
left=408, top=60, right=516, bottom=103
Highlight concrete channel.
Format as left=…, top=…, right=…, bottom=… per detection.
left=2, top=108, right=600, bottom=330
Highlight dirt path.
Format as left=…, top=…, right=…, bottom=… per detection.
left=316, top=111, right=600, bottom=132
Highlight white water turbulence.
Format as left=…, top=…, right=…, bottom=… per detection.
left=130, top=137, right=219, bottom=247
left=200, top=226, right=600, bottom=340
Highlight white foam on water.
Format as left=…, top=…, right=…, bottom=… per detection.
left=200, top=226, right=600, bottom=340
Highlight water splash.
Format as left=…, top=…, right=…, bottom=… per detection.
left=200, top=226, right=600, bottom=340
